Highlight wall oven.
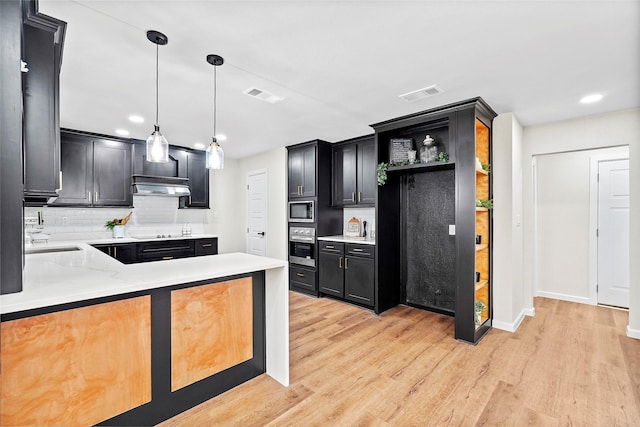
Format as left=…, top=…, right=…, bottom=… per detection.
left=289, top=226, right=316, bottom=267
left=288, top=200, right=314, bottom=223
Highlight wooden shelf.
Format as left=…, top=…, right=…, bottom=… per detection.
left=475, top=280, right=488, bottom=291
left=475, top=244, right=488, bottom=252
left=387, top=161, right=455, bottom=173
left=475, top=168, right=488, bottom=176
left=475, top=207, right=488, bottom=212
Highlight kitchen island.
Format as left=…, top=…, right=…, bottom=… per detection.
left=0, top=243, right=288, bottom=426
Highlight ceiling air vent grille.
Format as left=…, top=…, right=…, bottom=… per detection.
left=399, top=85, right=444, bottom=102
left=243, top=87, right=283, bottom=104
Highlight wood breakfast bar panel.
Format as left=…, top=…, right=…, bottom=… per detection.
left=171, top=277, right=253, bottom=391
left=0, top=296, right=151, bottom=427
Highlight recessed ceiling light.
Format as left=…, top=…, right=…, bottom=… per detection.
left=128, top=115, right=144, bottom=123
left=115, top=129, right=130, bottom=136
left=243, top=87, right=283, bottom=104
left=216, top=134, right=227, bottom=141
left=580, top=94, right=603, bottom=104
left=194, top=143, right=205, bottom=149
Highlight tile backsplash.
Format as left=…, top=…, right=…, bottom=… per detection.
left=343, top=207, right=375, bottom=237
left=25, top=196, right=207, bottom=240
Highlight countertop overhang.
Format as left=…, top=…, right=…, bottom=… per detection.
left=1, top=241, right=286, bottom=315
left=317, top=235, right=376, bottom=245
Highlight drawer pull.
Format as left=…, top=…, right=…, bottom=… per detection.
left=352, top=248, right=364, bottom=252
left=326, top=245, right=335, bottom=249
left=296, top=273, right=305, bottom=277
left=201, top=244, right=213, bottom=247
left=162, top=256, right=174, bottom=260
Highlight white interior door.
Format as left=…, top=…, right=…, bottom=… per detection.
left=597, top=159, right=630, bottom=307
left=247, top=170, right=267, bottom=257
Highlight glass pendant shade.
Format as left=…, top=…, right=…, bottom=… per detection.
left=206, top=139, right=224, bottom=169
left=146, top=125, right=169, bottom=162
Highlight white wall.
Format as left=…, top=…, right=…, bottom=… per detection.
left=492, top=113, right=526, bottom=332
left=629, top=128, right=640, bottom=338
left=522, top=108, right=640, bottom=337
left=534, top=147, right=629, bottom=302
left=206, top=148, right=287, bottom=260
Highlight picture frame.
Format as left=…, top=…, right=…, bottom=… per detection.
left=389, top=138, right=414, bottom=164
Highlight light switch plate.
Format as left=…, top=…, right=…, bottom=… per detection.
left=449, top=224, right=456, bottom=236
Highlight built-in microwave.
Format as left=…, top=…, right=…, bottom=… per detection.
left=288, top=200, right=314, bottom=223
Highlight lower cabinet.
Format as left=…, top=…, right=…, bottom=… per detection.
left=93, top=243, right=137, bottom=264
left=289, top=265, right=317, bottom=295
left=318, top=241, right=375, bottom=307
left=92, top=238, right=218, bottom=264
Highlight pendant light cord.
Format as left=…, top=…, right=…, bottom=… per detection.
left=155, top=42, right=159, bottom=128
left=213, top=65, right=217, bottom=140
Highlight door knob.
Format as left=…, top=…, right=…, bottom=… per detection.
left=258, top=231, right=265, bottom=236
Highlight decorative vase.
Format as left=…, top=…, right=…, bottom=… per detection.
left=112, top=225, right=125, bottom=239
left=419, top=134, right=437, bottom=163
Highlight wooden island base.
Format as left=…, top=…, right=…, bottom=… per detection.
left=1, top=272, right=266, bottom=426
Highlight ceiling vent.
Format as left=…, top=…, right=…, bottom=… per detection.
left=243, top=87, right=283, bottom=104
left=399, top=85, right=444, bottom=102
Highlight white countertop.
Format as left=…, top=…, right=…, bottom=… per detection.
left=85, top=233, right=219, bottom=245
left=1, top=241, right=286, bottom=315
left=317, top=235, right=376, bottom=245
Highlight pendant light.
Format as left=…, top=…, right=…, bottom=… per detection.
left=206, top=54, right=224, bottom=169
left=145, top=30, right=169, bottom=163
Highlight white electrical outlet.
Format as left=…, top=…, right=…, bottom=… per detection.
left=448, top=224, right=456, bottom=236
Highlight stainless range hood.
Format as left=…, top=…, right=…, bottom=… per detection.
left=132, top=175, right=190, bottom=196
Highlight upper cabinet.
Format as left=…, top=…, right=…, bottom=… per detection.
left=288, top=144, right=316, bottom=199
left=332, top=135, right=375, bottom=206
left=52, top=130, right=132, bottom=207
left=22, top=4, right=66, bottom=204
left=180, top=150, right=209, bottom=208
left=132, top=142, right=209, bottom=208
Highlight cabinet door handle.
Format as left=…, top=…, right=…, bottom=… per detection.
left=352, top=192, right=356, bottom=202
left=296, top=273, right=305, bottom=277
left=358, top=192, right=361, bottom=202
left=344, top=257, right=349, bottom=269
left=95, top=192, right=98, bottom=203
left=162, top=256, right=174, bottom=260
left=201, top=243, right=212, bottom=248
left=114, top=247, right=117, bottom=258
left=58, top=171, right=63, bottom=191
left=300, top=185, right=304, bottom=195
left=107, top=247, right=112, bottom=257
left=189, top=196, right=192, bottom=205
left=339, top=256, right=343, bottom=268
left=88, top=191, right=92, bottom=203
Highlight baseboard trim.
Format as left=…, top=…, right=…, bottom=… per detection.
left=535, top=290, right=590, bottom=305
left=627, top=325, right=640, bottom=340
left=524, top=307, right=535, bottom=317
left=493, top=308, right=527, bottom=333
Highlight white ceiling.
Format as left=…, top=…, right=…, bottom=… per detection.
left=39, top=0, right=639, bottom=159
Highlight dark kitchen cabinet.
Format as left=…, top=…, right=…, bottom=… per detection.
left=318, top=241, right=344, bottom=297
left=137, top=240, right=196, bottom=262
left=181, top=150, right=209, bottom=208
left=289, top=265, right=317, bottom=295
left=318, top=241, right=375, bottom=308
left=332, top=135, right=376, bottom=206
left=288, top=144, right=316, bottom=198
left=194, top=238, right=217, bottom=256
left=372, top=97, right=496, bottom=343
left=93, top=243, right=136, bottom=264
left=22, top=8, right=66, bottom=204
left=53, top=131, right=132, bottom=207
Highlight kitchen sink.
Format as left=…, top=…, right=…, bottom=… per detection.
left=25, top=245, right=83, bottom=255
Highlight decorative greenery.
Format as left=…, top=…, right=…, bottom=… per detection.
left=475, top=300, right=487, bottom=312
left=482, top=163, right=491, bottom=172
left=436, top=151, right=449, bottom=162
left=475, top=199, right=493, bottom=209
left=377, top=162, right=389, bottom=186
left=104, top=212, right=132, bottom=230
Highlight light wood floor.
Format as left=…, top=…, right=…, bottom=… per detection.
left=159, top=293, right=640, bottom=426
